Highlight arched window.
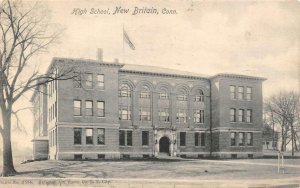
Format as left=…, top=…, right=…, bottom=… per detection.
left=140, top=86, right=150, bottom=98
left=195, top=89, right=204, bottom=102
left=177, top=89, right=187, bottom=101
left=159, top=88, right=169, bottom=99
left=119, top=84, right=131, bottom=97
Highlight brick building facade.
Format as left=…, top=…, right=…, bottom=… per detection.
left=31, top=57, right=265, bottom=160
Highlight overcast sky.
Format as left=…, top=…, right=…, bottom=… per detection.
left=4, top=0, right=300, bottom=161
left=38, top=0, right=300, bottom=96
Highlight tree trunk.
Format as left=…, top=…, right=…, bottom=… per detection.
left=291, top=126, right=294, bottom=156
left=1, top=111, right=17, bottom=177
left=281, top=126, right=285, bottom=151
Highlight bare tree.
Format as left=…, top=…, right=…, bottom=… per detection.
left=0, top=0, right=73, bottom=176
left=264, top=91, right=300, bottom=155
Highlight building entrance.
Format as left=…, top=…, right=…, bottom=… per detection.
left=159, top=136, right=170, bottom=155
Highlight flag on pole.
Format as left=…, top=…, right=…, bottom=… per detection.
left=123, top=28, right=135, bottom=50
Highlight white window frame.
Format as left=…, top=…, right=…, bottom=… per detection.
left=230, top=108, right=236, bottom=122
left=139, top=107, right=151, bottom=121
left=119, top=106, right=131, bottom=120
left=85, top=100, right=93, bottom=116
left=238, top=109, right=244, bottom=122
left=230, top=85, right=236, bottom=99
left=73, top=100, right=81, bottom=116
left=119, top=84, right=131, bottom=97
left=176, top=109, right=187, bottom=123
left=97, top=74, right=104, bottom=89
left=97, top=101, right=105, bottom=117
left=246, top=109, right=252, bottom=123
left=85, top=73, right=93, bottom=89
left=238, top=86, right=244, bottom=100
left=246, top=87, right=252, bottom=100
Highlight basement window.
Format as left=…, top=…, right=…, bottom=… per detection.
left=74, top=154, right=82, bottom=160
left=231, top=154, right=237, bottom=159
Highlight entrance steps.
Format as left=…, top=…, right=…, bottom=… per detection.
left=156, top=153, right=186, bottom=160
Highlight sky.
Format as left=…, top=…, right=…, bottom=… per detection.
left=2, top=0, right=300, bottom=162
left=40, top=0, right=299, bottom=96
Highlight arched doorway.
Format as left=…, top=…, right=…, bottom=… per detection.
left=159, top=136, right=170, bottom=155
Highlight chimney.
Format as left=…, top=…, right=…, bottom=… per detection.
left=97, top=48, right=103, bottom=62
left=114, top=58, right=119, bottom=63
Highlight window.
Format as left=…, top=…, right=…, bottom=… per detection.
left=177, top=90, right=187, bottom=101
left=231, top=132, right=236, bottom=146
left=127, top=131, right=132, bottom=146
left=195, top=90, right=204, bottom=102
left=48, top=83, right=51, bottom=98
left=52, top=104, right=55, bottom=119
left=119, top=130, right=132, bottom=146
left=231, top=154, right=237, bottom=159
left=246, top=109, right=252, bottom=123
left=122, top=154, right=130, bottom=159
left=247, top=132, right=253, bottom=146
left=159, top=108, right=169, bottom=122
left=177, top=109, right=187, bottom=123
left=193, top=133, right=206, bottom=146
left=119, top=106, right=131, bottom=120
left=73, top=72, right=81, bottom=88
left=86, top=128, right=93, bottom=145
left=195, top=132, right=199, bottom=146
left=201, top=133, right=206, bottom=146
left=246, top=87, right=252, bottom=100
left=139, top=107, right=151, bottom=121
left=119, top=84, right=131, bottom=97
left=98, top=154, right=105, bottom=159
left=97, top=128, right=105, bottom=145
left=52, top=81, right=54, bottom=95
left=97, top=74, right=104, bottom=89
left=53, top=129, right=56, bottom=146
left=238, top=109, right=244, bottom=122
left=85, top=100, right=93, bottom=116
left=74, top=154, right=82, bottom=160
left=74, top=128, right=82, bottom=144
left=239, top=132, right=245, bottom=146
left=180, top=132, right=186, bottom=146
left=49, top=131, right=52, bottom=146
left=177, top=94, right=187, bottom=101
left=159, top=89, right=169, bottom=99
left=142, top=131, right=149, bottom=146
left=49, top=106, right=52, bottom=121
left=140, top=86, right=150, bottom=98
left=119, top=130, right=125, bottom=146
left=194, top=110, right=204, bottom=123
left=73, top=100, right=81, bottom=116
left=230, top=85, right=236, bottom=99
left=97, top=101, right=105, bottom=117
left=143, top=155, right=150, bottom=159
left=85, top=73, right=93, bottom=89
left=238, top=86, right=244, bottom=100
left=230, top=108, right=236, bottom=122
left=55, top=101, right=57, bottom=118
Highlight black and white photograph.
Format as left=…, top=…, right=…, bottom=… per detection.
left=0, top=0, right=299, bottom=187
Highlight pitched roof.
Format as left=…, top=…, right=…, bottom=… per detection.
left=210, top=73, right=267, bottom=81
left=120, top=64, right=210, bottom=79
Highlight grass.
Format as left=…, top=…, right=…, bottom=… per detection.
left=7, top=158, right=299, bottom=180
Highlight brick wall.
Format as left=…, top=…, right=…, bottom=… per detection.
left=210, top=75, right=264, bottom=158
left=32, top=58, right=266, bottom=160
left=56, top=126, right=120, bottom=160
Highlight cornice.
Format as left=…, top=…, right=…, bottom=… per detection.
left=119, top=69, right=209, bottom=81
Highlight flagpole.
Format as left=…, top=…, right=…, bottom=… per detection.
left=122, top=26, right=135, bottom=64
